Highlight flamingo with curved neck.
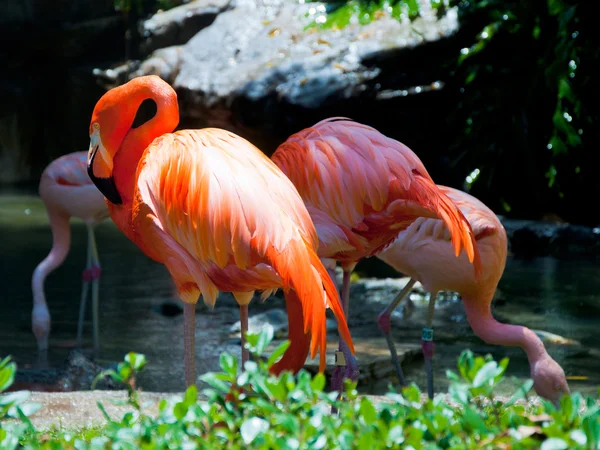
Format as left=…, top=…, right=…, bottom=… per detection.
left=32, top=151, right=109, bottom=366
left=377, top=186, right=569, bottom=403
left=86, top=75, right=354, bottom=387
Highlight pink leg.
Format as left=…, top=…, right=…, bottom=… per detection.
left=240, top=304, right=250, bottom=367
left=376, top=278, right=417, bottom=386
left=183, top=302, right=196, bottom=387
left=331, top=269, right=359, bottom=392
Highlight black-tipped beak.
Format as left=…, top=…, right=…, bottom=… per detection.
left=88, top=145, right=122, bottom=205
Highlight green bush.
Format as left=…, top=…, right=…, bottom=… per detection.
left=1, top=328, right=599, bottom=449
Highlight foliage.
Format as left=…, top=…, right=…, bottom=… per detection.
left=304, top=0, right=598, bottom=223
left=1, top=329, right=599, bottom=449
left=445, top=0, right=595, bottom=221
left=304, top=0, right=443, bottom=30
left=0, top=357, right=41, bottom=450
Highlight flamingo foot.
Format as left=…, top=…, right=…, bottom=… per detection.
left=377, top=311, right=407, bottom=386
left=422, top=328, right=435, bottom=399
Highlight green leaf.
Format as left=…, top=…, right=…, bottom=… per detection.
left=505, top=379, right=534, bottom=406
left=310, top=373, right=326, bottom=392
left=359, top=397, right=377, bottom=425
left=199, top=373, right=230, bottom=393
left=125, top=352, right=147, bottom=372
left=267, top=340, right=291, bottom=367
left=0, top=358, right=16, bottom=392
left=96, top=401, right=113, bottom=423
left=473, top=361, right=502, bottom=387
left=256, top=325, right=274, bottom=355
left=541, top=438, right=569, bottom=450
left=241, top=417, right=269, bottom=444
left=0, top=390, right=29, bottom=407
left=184, top=385, right=197, bottom=406
left=220, top=352, right=238, bottom=379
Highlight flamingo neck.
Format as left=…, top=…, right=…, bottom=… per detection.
left=32, top=212, right=71, bottom=308
left=462, top=293, right=547, bottom=366
left=112, top=85, right=179, bottom=207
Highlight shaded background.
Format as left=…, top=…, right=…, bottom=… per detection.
left=1, top=0, right=598, bottom=226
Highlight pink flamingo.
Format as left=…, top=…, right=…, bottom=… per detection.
left=32, top=151, right=109, bottom=365
left=376, top=186, right=570, bottom=402
left=85, top=76, right=353, bottom=387
left=271, top=118, right=482, bottom=391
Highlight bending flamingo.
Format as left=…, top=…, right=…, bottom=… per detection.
left=85, top=75, right=354, bottom=387
left=32, top=151, right=109, bottom=366
left=271, top=118, right=482, bottom=391
left=377, top=186, right=569, bottom=402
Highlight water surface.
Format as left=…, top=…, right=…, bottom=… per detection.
left=1, top=190, right=598, bottom=396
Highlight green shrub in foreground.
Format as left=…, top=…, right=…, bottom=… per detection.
left=1, top=327, right=599, bottom=449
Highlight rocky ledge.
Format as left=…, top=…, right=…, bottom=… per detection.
left=96, top=0, right=461, bottom=152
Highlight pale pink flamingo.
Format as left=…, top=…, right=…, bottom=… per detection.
left=32, top=151, right=109, bottom=366
left=377, top=186, right=569, bottom=402
left=85, top=76, right=354, bottom=387
left=271, top=118, right=482, bottom=391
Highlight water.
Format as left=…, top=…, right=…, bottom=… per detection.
left=1, top=189, right=599, bottom=397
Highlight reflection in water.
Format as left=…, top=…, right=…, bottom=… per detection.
left=0, top=191, right=599, bottom=395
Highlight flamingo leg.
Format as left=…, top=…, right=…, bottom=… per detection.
left=76, top=231, right=93, bottom=347
left=183, top=302, right=196, bottom=387
left=376, top=278, right=417, bottom=386
left=423, top=292, right=438, bottom=399
left=331, top=269, right=359, bottom=392
left=240, top=304, right=250, bottom=367
left=88, top=225, right=101, bottom=356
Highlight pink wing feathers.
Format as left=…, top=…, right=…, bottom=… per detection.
left=132, top=128, right=353, bottom=369
left=272, top=118, right=482, bottom=275
left=45, top=152, right=95, bottom=187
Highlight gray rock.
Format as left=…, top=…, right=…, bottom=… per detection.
left=500, top=217, right=600, bottom=258
left=139, top=0, right=232, bottom=57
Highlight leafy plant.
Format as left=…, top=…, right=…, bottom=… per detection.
left=2, top=330, right=599, bottom=449
left=304, top=0, right=441, bottom=30
left=0, top=357, right=41, bottom=450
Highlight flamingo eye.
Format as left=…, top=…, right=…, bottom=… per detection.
left=93, top=122, right=100, bottom=131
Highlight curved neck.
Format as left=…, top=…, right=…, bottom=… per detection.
left=112, top=85, right=179, bottom=206
left=32, top=212, right=71, bottom=308
left=462, top=294, right=547, bottom=365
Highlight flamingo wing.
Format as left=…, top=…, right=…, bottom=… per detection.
left=272, top=118, right=481, bottom=273
left=132, top=128, right=352, bottom=368
left=45, top=152, right=94, bottom=187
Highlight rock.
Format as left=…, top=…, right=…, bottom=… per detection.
left=96, top=0, right=460, bottom=151
left=12, top=350, right=120, bottom=392
left=302, top=337, right=421, bottom=383
left=139, top=0, right=232, bottom=57
left=501, top=218, right=600, bottom=259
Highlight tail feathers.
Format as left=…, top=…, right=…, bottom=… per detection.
left=268, top=238, right=354, bottom=373
left=269, top=290, right=311, bottom=375
left=395, top=175, right=482, bottom=278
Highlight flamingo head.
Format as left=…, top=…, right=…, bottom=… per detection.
left=32, top=303, right=50, bottom=352
left=531, top=354, right=570, bottom=405
left=87, top=75, right=178, bottom=205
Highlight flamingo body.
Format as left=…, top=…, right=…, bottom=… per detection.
left=377, top=186, right=569, bottom=402
left=272, top=118, right=482, bottom=390
left=272, top=119, right=481, bottom=270
left=32, top=151, right=109, bottom=362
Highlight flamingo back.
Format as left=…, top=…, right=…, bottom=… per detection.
left=44, top=152, right=95, bottom=187
left=272, top=118, right=481, bottom=273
